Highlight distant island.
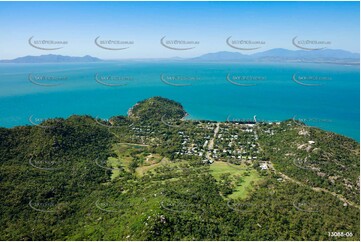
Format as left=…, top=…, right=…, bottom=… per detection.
left=189, top=49, right=360, bottom=64
left=0, top=54, right=102, bottom=63
left=1, top=48, right=359, bottom=64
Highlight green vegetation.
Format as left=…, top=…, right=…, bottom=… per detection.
left=257, top=120, right=360, bottom=205
left=209, top=161, right=262, bottom=199
left=129, top=96, right=187, bottom=122
left=0, top=97, right=359, bottom=240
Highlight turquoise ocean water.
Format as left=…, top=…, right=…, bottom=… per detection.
left=0, top=62, right=359, bottom=141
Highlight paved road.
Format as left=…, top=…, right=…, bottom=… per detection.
left=206, top=123, right=220, bottom=160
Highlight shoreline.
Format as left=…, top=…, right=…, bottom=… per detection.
left=2, top=112, right=358, bottom=143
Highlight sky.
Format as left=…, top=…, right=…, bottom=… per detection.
left=0, top=1, right=359, bottom=59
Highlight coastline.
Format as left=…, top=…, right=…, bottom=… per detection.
left=127, top=103, right=139, bottom=117
left=3, top=112, right=357, bottom=143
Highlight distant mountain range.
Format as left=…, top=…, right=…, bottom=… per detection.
left=1, top=49, right=359, bottom=64
left=189, top=49, right=360, bottom=64
left=0, top=54, right=102, bottom=63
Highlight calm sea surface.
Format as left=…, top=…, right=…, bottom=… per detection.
left=0, top=62, right=359, bottom=141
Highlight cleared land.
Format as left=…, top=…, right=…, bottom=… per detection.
left=210, top=161, right=262, bottom=199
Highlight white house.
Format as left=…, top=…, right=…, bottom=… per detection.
left=260, top=163, right=268, bottom=170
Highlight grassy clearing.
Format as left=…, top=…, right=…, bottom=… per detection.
left=106, top=143, right=150, bottom=180
left=111, top=143, right=170, bottom=178
left=107, top=157, right=123, bottom=180
left=136, top=158, right=203, bottom=178
left=135, top=157, right=168, bottom=177
left=210, top=161, right=262, bottom=199
left=144, top=153, right=163, bottom=165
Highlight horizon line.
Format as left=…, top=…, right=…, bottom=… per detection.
left=2, top=48, right=360, bottom=62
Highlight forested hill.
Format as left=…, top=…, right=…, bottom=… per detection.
left=128, top=96, right=187, bottom=121
left=0, top=97, right=359, bottom=240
